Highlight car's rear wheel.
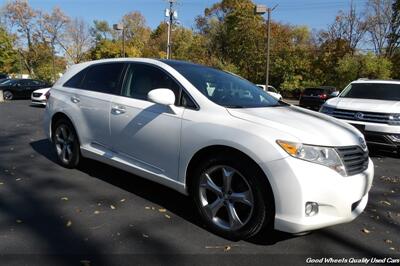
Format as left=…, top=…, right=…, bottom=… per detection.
left=3, top=90, right=13, bottom=100
left=192, top=153, right=274, bottom=240
left=53, top=119, right=80, bottom=168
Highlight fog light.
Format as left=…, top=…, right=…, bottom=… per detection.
left=305, top=202, right=319, bottom=217
left=387, top=134, right=400, bottom=143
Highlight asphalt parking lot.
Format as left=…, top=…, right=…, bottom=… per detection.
left=0, top=100, right=399, bottom=266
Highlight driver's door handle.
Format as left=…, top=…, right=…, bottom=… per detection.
left=111, top=105, right=126, bottom=115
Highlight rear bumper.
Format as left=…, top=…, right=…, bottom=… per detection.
left=261, top=156, right=374, bottom=233
left=299, top=99, right=325, bottom=109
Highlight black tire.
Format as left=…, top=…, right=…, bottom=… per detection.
left=3, top=90, right=13, bottom=100
left=191, top=152, right=275, bottom=240
left=52, top=118, right=80, bottom=168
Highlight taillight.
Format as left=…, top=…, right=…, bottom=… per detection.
left=45, top=90, right=51, bottom=100
left=319, top=94, right=327, bottom=99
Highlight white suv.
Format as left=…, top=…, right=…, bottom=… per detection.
left=44, top=58, right=374, bottom=239
left=320, top=79, right=400, bottom=154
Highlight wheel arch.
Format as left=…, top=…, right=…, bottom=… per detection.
left=50, top=112, right=81, bottom=145
left=185, top=145, right=275, bottom=202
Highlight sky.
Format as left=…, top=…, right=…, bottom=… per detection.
left=1, top=0, right=369, bottom=31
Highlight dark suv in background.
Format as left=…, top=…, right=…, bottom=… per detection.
left=299, top=86, right=338, bottom=110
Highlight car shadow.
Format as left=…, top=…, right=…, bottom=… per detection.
left=30, top=139, right=295, bottom=246
left=30, top=104, right=46, bottom=108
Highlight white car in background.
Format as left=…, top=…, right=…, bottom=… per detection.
left=44, top=58, right=373, bottom=239
left=257, top=84, right=283, bottom=100
left=320, top=79, right=400, bottom=154
left=31, top=87, right=51, bottom=106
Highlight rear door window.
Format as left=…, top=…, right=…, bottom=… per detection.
left=81, top=63, right=125, bottom=94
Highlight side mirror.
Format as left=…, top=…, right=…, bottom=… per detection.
left=330, top=91, right=339, bottom=98
left=147, top=88, right=175, bottom=106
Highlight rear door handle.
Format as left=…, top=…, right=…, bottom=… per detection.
left=111, top=105, right=126, bottom=115
left=70, top=96, right=80, bottom=103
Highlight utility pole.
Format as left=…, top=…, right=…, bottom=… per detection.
left=113, top=23, right=125, bottom=57
left=166, top=0, right=177, bottom=59
left=255, top=4, right=278, bottom=89
left=45, top=37, right=56, bottom=82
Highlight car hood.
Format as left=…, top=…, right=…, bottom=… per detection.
left=227, top=105, right=363, bottom=147
left=326, top=97, right=400, bottom=113
left=33, top=87, right=51, bottom=94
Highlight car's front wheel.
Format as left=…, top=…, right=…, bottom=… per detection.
left=192, top=153, right=274, bottom=240
left=53, top=119, right=80, bottom=168
left=3, top=90, right=13, bottom=100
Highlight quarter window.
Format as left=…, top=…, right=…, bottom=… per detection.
left=81, top=63, right=125, bottom=94
left=64, top=69, right=87, bottom=89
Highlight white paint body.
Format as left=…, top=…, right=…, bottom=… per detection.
left=31, top=87, right=51, bottom=106
left=44, top=58, right=374, bottom=233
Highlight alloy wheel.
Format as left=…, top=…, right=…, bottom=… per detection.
left=54, top=124, right=75, bottom=164
left=199, top=165, right=254, bottom=231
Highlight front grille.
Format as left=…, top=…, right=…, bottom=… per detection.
left=332, top=108, right=391, bottom=124
left=336, top=146, right=369, bottom=176
left=32, top=93, right=42, bottom=97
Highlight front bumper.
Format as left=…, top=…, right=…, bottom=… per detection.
left=261, top=156, right=374, bottom=233
left=31, top=96, right=47, bottom=106
left=338, top=119, right=400, bottom=151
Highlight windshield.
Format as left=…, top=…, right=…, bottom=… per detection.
left=341, top=83, right=400, bottom=101
left=165, top=61, right=282, bottom=108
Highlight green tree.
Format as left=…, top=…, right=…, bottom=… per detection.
left=336, top=53, right=392, bottom=88
left=0, top=27, right=19, bottom=74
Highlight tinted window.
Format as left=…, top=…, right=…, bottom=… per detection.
left=163, top=61, right=281, bottom=108
left=122, top=63, right=180, bottom=103
left=303, top=88, right=324, bottom=95
left=64, top=69, right=87, bottom=88
left=181, top=91, right=197, bottom=109
left=341, top=83, right=400, bottom=101
left=81, top=63, right=124, bottom=94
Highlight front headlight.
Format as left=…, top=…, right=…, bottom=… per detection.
left=277, top=140, right=346, bottom=176
left=319, top=105, right=335, bottom=115
left=389, top=114, right=400, bottom=125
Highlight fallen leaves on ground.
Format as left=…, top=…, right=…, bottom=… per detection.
left=120, top=198, right=126, bottom=202
left=379, top=176, right=400, bottom=183
left=60, top=197, right=69, bottom=201
left=385, top=239, right=393, bottom=244
left=159, top=208, right=167, bottom=213
left=361, top=228, right=371, bottom=234
left=142, top=234, right=149, bottom=238
left=94, top=210, right=100, bottom=215
left=110, top=205, right=116, bottom=210
left=205, top=244, right=241, bottom=252
left=380, top=200, right=392, bottom=206
left=164, top=214, right=171, bottom=219
left=66, top=220, right=72, bottom=227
